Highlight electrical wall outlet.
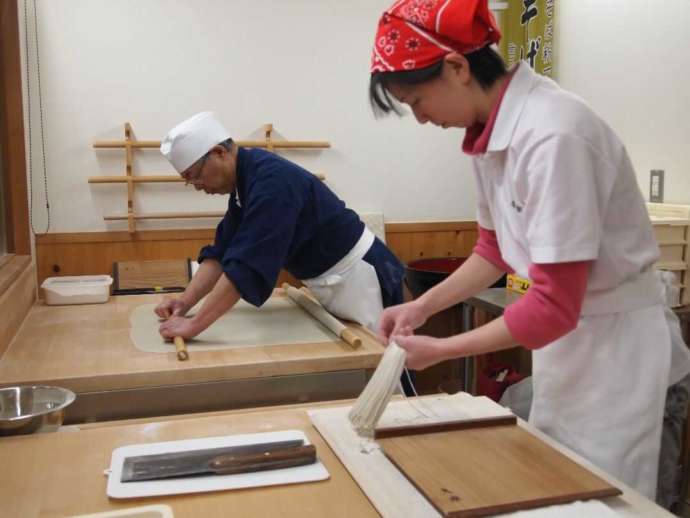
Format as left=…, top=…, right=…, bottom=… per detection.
left=650, top=170, right=665, bottom=203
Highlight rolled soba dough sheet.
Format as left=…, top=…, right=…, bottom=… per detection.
left=130, top=297, right=337, bottom=353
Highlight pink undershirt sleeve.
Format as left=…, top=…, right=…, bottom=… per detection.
left=473, top=226, right=513, bottom=273
left=503, top=261, right=590, bottom=349
left=472, top=225, right=590, bottom=349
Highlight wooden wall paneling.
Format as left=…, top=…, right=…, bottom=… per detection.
left=35, top=222, right=481, bottom=285
left=455, top=227, right=479, bottom=257
left=385, top=221, right=478, bottom=264
left=34, top=222, right=480, bottom=291
left=0, top=0, right=31, bottom=254
left=35, top=229, right=302, bottom=288
left=0, top=256, right=36, bottom=356
left=35, top=229, right=216, bottom=244
left=35, top=230, right=213, bottom=284
left=36, top=239, right=210, bottom=285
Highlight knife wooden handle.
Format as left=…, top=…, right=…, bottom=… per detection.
left=209, top=444, right=317, bottom=475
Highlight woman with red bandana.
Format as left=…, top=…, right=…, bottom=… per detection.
left=371, top=0, right=690, bottom=499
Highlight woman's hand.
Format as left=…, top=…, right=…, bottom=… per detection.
left=379, top=300, right=428, bottom=343
left=154, top=297, right=189, bottom=319
left=393, top=334, right=451, bottom=371
left=158, top=315, right=204, bottom=340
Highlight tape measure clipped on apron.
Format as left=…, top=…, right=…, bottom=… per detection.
left=506, top=273, right=530, bottom=294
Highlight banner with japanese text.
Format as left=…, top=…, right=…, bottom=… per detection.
left=499, top=0, right=555, bottom=77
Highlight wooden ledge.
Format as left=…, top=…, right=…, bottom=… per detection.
left=0, top=254, right=35, bottom=356
left=0, top=254, right=31, bottom=295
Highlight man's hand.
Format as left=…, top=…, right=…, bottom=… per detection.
left=154, top=298, right=189, bottom=319
left=158, top=315, right=204, bottom=341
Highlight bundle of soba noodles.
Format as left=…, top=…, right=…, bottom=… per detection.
left=348, top=341, right=407, bottom=435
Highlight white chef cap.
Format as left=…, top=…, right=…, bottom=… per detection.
left=160, top=111, right=231, bottom=173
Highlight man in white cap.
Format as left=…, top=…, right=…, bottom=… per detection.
left=156, top=111, right=405, bottom=348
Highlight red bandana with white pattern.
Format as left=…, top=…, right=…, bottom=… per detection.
left=371, top=0, right=501, bottom=73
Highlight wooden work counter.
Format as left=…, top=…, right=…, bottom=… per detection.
left=0, top=399, right=673, bottom=518
left=0, top=401, right=377, bottom=518
left=0, top=293, right=383, bottom=422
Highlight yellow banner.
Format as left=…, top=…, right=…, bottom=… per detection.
left=499, top=0, right=555, bottom=77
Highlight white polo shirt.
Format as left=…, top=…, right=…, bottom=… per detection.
left=473, top=62, right=659, bottom=293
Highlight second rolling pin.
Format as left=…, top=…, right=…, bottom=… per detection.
left=282, top=283, right=362, bottom=349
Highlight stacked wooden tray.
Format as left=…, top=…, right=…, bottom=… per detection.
left=647, top=203, right=690, bottom=306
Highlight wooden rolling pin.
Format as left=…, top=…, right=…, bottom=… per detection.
left=173, top=336, right=189, bottom=361
left=282, top=283, right=362, bottom=349
left=163, top=309, right=189, bottom=361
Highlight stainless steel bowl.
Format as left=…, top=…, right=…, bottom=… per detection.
left=0, top=385, right=76, bottom=436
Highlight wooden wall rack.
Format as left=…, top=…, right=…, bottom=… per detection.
left=89, top=123, right=329, bottom=233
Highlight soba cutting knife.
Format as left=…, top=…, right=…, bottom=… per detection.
left=121, top=439, right=316, bottom=482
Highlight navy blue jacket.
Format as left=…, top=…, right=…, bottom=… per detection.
left=199, top=147, right=404, bottom=307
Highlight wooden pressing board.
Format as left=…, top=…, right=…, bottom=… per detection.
left=376, top=419, right=620, bottom=517
left=308, top=394, right=663, bottom=518
left=112, top=259, right=192, bottom=293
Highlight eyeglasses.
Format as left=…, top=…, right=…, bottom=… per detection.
left=181, top=152, right=209, bottom=186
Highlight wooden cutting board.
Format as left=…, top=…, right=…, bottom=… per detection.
left=377, top=420, right=621, bottom=517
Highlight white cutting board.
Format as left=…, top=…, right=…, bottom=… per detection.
left=69, top=504, right=173, bottom=517
left=107, top=430, right=329, bottom=499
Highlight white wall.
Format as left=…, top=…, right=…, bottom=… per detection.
left=20, top=1, right=690, bottom=234
left=19, top=0, right=477, bottom=233
left=555, top=0, right=690, bottom=204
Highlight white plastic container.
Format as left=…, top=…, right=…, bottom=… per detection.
left=41, top=275, right=113, bottom=305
